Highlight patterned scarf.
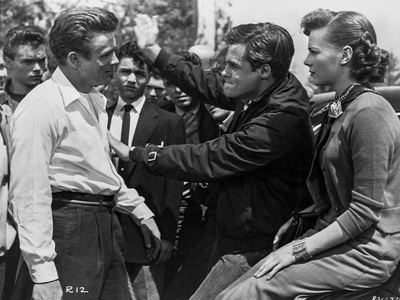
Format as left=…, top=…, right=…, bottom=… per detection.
left=310, top=82, right=376, bottom=118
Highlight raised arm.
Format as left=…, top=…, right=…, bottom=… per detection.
left=134, top=14, right=234, bottom=110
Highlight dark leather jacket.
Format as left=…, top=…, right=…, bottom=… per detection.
left=131, top=49, right=314, bottom=255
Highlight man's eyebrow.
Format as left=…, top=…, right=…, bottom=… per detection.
left=21, top=56, right=46, bottom=62
left=100, top=48, right=115, bottom=57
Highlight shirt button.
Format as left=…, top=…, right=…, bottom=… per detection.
left=334, top=207, right=339, bottom=211
left=326, top=188, right=331, bottom=192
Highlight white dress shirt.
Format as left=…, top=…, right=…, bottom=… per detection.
left=109, top=95, right=145, bottom=147
left=9, top=68, right=153, bottom=283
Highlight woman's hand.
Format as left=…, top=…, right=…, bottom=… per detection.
left=254, top=241, right=296, bottom=280
left=272, top=217, right=293, bottom=251
left=107, top=131, right=130, bottom=161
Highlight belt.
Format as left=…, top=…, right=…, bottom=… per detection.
left=52, top=192, right=115, bottom=208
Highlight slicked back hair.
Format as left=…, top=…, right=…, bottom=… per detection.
left=225, top=22, right=294, bottom=80
left=49, top=6, right=118, bottom=66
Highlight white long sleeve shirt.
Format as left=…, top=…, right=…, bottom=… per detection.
left=9, top=68, right=153, bottom=283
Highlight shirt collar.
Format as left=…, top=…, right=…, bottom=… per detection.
left=52, top=67, right=107, bottom=109
left=1, top=80, right=23, bottom=114
left=116, top=94, right=146, bottom=114
left=175, top=101, right=200, bottom=116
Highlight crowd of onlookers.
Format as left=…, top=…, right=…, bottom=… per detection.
left=1, top=5, right=400, bottom=300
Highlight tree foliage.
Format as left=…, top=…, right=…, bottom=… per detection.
left=0, top=0, right=57, bottom=41
left=0, top=0, right=199, bottom=53
left=116, top=0, right=198, bottom=53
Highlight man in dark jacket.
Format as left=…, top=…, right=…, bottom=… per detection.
left=107, top=42, right=185, bottom=300
left=109, top=15, right=314, bottom=300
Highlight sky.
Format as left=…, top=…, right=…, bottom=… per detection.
left=228, top=0, right=400, bottom=86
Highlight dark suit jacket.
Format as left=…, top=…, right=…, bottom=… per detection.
left=107, top=99, right=185, bottom=264
left=158, top=101, right=219, bottom=143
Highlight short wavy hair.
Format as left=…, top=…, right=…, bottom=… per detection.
left=49, top=6, right=118, bottom=66
left=225, top=22, right=294, bottom=80
left=4, top=25, right=47, bottom=60
left=301, top=8, right=389, bottom=83
left=117, top=41, right=151, bottom=73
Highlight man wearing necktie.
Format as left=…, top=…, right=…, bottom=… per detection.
left=107, top=41, right=185, bottom=300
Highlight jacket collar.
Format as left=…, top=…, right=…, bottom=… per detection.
left=254, top=72, right=310, bottom=113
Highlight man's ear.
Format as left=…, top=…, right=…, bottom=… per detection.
left=340, top=46, right=353, bottom=65
left=4, top=57, right=13, bottom=71
left=66, top=52, right=80, bottom=69
left=259, top=64, right=271, bottom=79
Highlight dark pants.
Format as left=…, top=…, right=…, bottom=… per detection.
left=0, top=238, right=20, bottom=300
left=12, top=202, right=129, bottom=300
left=162, top=196, right=207, bottom=300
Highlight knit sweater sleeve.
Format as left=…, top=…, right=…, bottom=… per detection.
left=336, top=103, right=396, bottom=238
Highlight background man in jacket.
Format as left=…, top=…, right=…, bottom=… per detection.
left=107, top=41, right=185, bottom=300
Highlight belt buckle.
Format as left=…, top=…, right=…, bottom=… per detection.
left=100, top=198, right=115, bottom=213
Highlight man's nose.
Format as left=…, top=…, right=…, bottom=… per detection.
left=127, top=73, right=137, bottom=83
left=149, top=88, right=156, bottom=96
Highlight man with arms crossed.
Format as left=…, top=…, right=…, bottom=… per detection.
left=9, top=7, right=160, bottom=300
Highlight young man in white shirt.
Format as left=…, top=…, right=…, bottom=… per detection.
left=9, top=7, right=160, bottom=300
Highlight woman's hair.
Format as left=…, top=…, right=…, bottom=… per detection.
left=301, top=8, right=389, bottom=83
left=49, top=6, right=118, bottom=66
left=225, top=22, right=294, bottom=80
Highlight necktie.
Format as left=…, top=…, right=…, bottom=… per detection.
left=183, top=111, right=198, bottom=144
left=118, top=104, right=133, bottom=175
left=120, top=104, right=133, bottom=145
